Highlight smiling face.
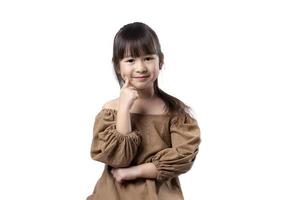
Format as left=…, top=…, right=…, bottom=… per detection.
left=112, top=22, right=164, bottom=88
left=118, top=54, right=160, bottom=90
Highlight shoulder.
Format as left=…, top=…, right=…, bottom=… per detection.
left=102, top=98, right=119, bottom=110
left=170, top=110, right=198, bottom=127
left=93, top=98, right=118, bottom=122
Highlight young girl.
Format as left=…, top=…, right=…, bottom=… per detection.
left=87, top=22, right=201, bottom=200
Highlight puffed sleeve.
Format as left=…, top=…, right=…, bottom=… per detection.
left=90, top=109, right=142, bottom=168
left=150, top=112, right=201, bottom=182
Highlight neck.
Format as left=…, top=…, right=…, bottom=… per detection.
left=137, top=85, right=155, bottom=99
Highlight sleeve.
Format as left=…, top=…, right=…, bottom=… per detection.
left=90, top=109, right=142, bottom=168
left=150, top=112, right=201, bottom=182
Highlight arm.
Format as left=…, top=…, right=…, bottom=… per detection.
left=111, top=163, right=158, bottom=183
left=90, top=109, right=142, bottom=168
left=90, top=78, right=141, bottom=168
left=111, top=113, right=201, bottom=183
left=150, top=113, right=201, bottom=182
left=116, top=78, right=138, bottom=134
left=116, top=106, right=132, bottom=134
left=136, top=163, right=158, bottom=179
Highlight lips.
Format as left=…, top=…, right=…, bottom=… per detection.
left=133, top=75, right=150, bottom=78
left=132, top=75, right=150, bottom=81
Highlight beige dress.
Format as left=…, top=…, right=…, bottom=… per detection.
left=87, top=108, right=201, bottom=200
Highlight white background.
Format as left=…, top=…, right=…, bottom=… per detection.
left=0, top=0, right=282, bottom=199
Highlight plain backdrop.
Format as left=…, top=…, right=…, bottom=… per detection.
left=0, top=0, right=282, bottom=199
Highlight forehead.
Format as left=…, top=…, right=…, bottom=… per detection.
left=122, top=42, right=156, bottom=58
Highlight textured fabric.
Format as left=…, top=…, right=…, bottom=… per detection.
left=87, top=108, right=201, bottom=200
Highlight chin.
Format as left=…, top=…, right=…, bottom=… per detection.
left=131, top=82, right=152, bottom=90
left=131, top=84, right=145, bottom=89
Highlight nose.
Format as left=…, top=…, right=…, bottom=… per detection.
left=135, top=59, right=147, bottom=73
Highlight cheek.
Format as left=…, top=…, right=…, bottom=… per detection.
left=151, top=68, right=159, bottom=80
left=121, top=72, right=134, bottom=82
left=119, top=64, right=130, bottom=78
left=152, top=71, right=158, bottom=81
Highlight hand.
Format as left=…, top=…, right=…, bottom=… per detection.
left=110, top=166, right=139, bottom=183
left=119, top=78, right=139, bottom=111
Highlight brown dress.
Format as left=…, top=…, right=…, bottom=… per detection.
left=87, top=108, right=201, bottom=200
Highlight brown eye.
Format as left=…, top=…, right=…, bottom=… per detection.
left=126, top=59, right=135, bottom=63
left=145, top=57, right=154, bottom=61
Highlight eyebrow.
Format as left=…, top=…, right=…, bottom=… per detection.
left=123, top=54, right=155, bottom=59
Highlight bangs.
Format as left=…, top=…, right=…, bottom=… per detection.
left=117, top=33, right=158, bottom=59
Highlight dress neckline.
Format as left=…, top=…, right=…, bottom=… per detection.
left=102, top=108, right=171, bottom=117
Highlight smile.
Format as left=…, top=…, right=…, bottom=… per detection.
left=133, top=75, right=150, bottom=81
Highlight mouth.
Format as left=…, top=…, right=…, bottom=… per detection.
left=132, top=75, right=150, bottom=81
left=133, top=75, right=150, bottom=78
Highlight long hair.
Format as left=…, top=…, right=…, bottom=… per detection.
left=112, top=22, right=192, bottom=115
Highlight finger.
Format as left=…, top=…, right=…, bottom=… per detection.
left=134, top=91, right=139, bottom=98
left=127, top=86, right=137, bottom=90
left=122, top=77, right=129, bottom=88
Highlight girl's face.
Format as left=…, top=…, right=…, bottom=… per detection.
left=118, top=54, right=160, bottom=90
